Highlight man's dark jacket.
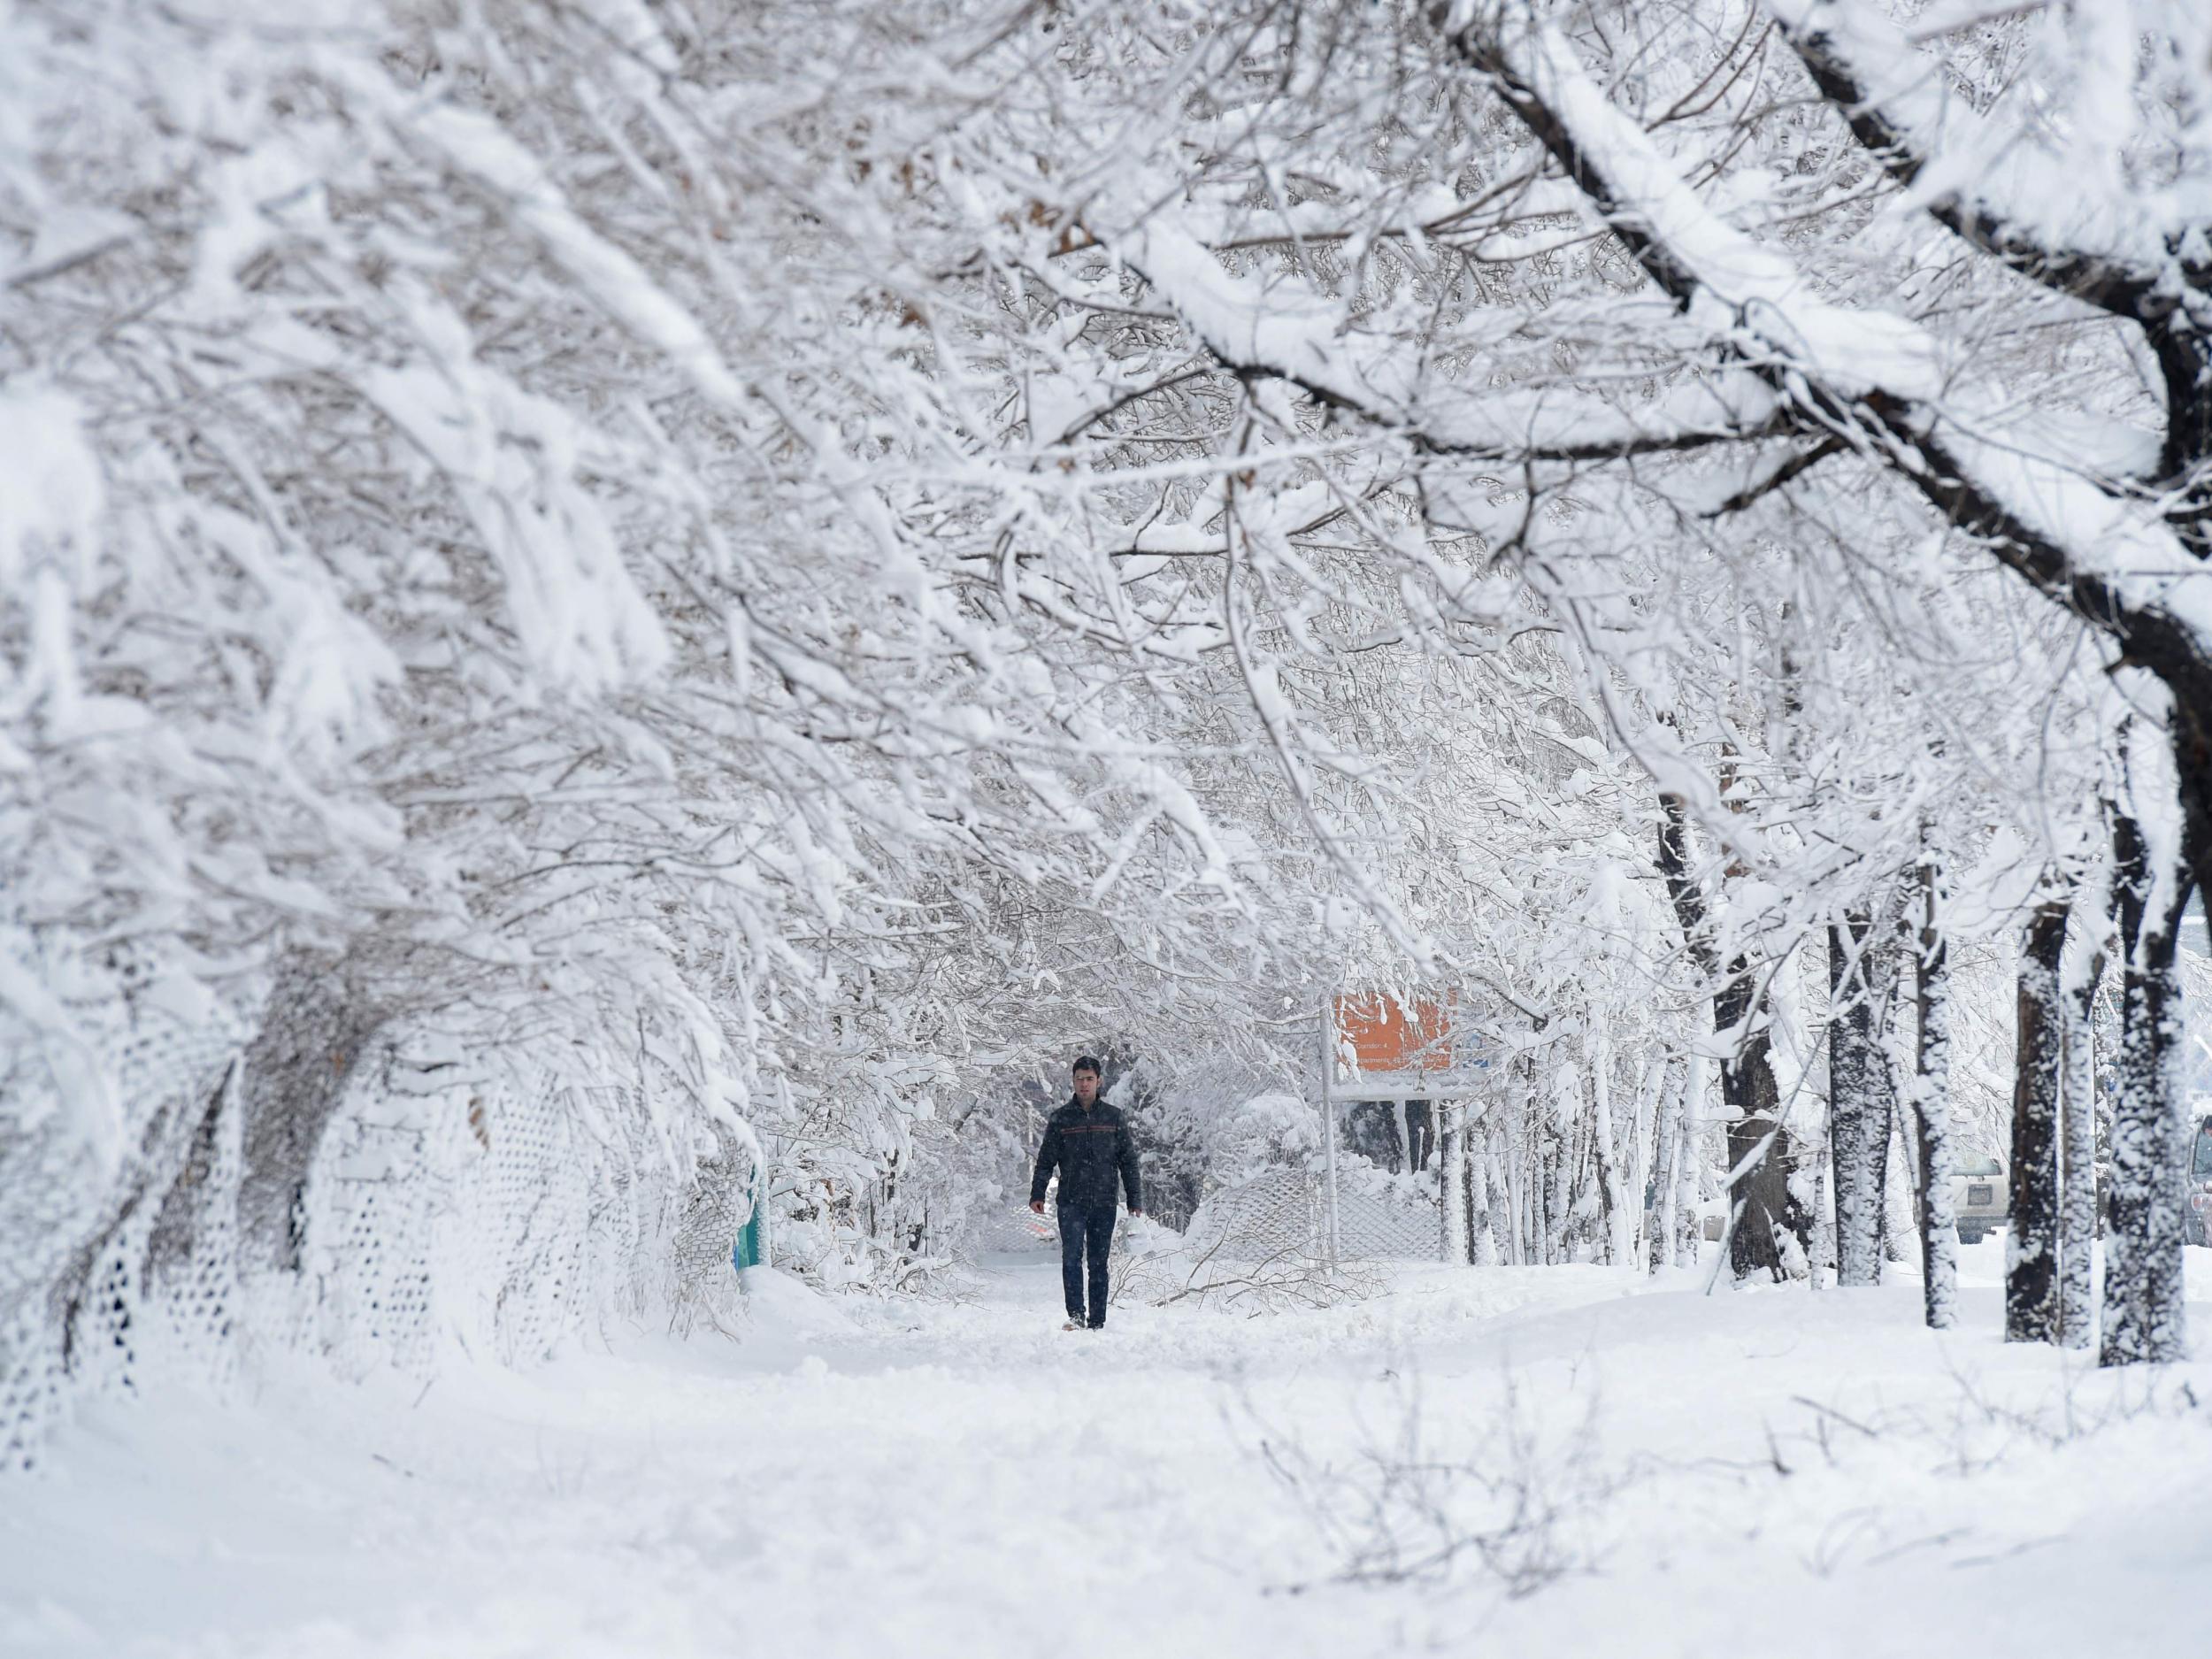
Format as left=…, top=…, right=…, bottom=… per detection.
left=1030, top=1097, right=1142, bottom=1211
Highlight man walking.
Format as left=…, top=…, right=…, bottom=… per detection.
left=1029, top=1056, right=1142, bottom=1330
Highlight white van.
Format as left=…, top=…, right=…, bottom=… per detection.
left=1954, top=1151, right=2007, bottom=1243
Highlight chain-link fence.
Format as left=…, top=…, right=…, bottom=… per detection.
left=1, top=930, right=251, bottom=1471
left=1333, top=1169, right=1448, bottom=1262
left=1187, top=1168, right=1327, bottom=1261
left=970, top=1162, right=1446, bottom=1276
left=1, top=933, right=761, bottom=1470
left=967, top=1206, right=1059, bottom=1256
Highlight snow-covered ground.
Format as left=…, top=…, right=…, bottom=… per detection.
left=7, top=1245, right=2211, bottom=1659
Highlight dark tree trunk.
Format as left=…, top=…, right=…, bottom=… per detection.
left=1715, top=964, right=1797, bottom=1279
left=1588, top=1045, right=1627, bottom=1265
left=1676, top=1056, right=1704, bottom=1270
left=1495, top=1145, right=1512, bottom=1265
left=1658, top=795, right=1800, bottom=1280
left=237, top=958, right=386, bottom=1274
left=1828, top=912, right=1893, bottom=1286
left=2101, top=760, right=2196, bottom=1366
left=1650, top=1056, right=1682, bottom=1274
left=1912, top=853, right=1958, bottom=1329
left=2007, top=896, right=2068, bottom=1344
left=1549, top=1124, right=1572, bottom=1265
left=2058, top=884, right=2108, bottom=1350
left=1457, top=1117, right=1484, bottom=1263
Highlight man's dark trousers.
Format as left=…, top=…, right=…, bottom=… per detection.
left=1059, top=1203, right=1117, bottom=1327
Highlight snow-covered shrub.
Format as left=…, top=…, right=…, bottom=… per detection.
left=1211, top=1091, right=1325, bottom=1189
left=1256, top=1368, right=1617, bottom=1594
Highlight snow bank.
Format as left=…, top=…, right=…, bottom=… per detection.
left=6, top=1258, right=2208, bottom=1656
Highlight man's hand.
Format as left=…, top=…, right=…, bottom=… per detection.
left=1029, top=1201, right=1044, bottom=1215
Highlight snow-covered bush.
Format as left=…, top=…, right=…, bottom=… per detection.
left=1212, top=1091, right=1325, bottom=1188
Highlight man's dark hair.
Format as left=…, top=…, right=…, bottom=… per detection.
left=1072, top=1055, right=1102, bottom=1077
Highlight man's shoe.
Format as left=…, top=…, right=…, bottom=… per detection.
left=1063, top=1320, right=1080, bottom=1331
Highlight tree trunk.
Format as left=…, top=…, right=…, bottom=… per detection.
left=2008, top=895, right=2069, bottom=1344
left=2059, top=877, right=2109, bottom=1350
left=1651, top=1055, right=1682, bottom=1274
left=1658, top=795, right=1799, bottom=1280
left=1542, top=1119, right=1569, bottom=1265
left=1590, top=1037, right=1630, bottom=1267
left=2101, top=742, right=2196, bottom=1366
left=1870, top=910, right=1903, bottom=1265
left=1808, top=1159, right=1830, bottom=1291
left=1717, top=968, right=1796, bottom=1281
left=1526, top=1124, right=1546, bottom=1265
left=1829, top=912, right=1888, bottom=1286
left=1508, top=1136, right=1526, bottom=1266
left=1628, top=1056, right=1661, bottom=1271
left=237, top=959, right=387, bottom=1276
left=1911, top=854, right=1958, bottom=1330
left=1486, top=1141, right=1504, bottom=1265
left=1466, top=1122, right=1493, bottom=1264
left=1509, top=1138, right=1525, bottom=1265
left=1676, top=1053, right=1704, bottom=1269
left=1882, top=1102, right=1917, bottom=1265
left=1532, top=1136, right=1547, bottom=1264
left=1882, top=1111, right=1910, bottom=1289
left=1540, top=1131, right=1558, bottom=1265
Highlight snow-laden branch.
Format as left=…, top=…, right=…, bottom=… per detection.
left=1100, top=209, right=1788, bottom=461
left=1760, top=0, right=2212, bottom=480
left=1439, top=4, right=2212, bottom=710
left=1763, top=0, right=2182, bottom=320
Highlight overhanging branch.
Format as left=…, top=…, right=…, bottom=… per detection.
left=1763, top=0, right=2212, bottom=483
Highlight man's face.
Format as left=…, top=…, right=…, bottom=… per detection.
left=1073, top=1068, right=1101, bottom=1104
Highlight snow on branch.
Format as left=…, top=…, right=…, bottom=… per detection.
left=1759, top=0, right=2212, bottom=479
left=1101, top=209, right=1788, bottom=462
left=1761, top=0, right=2191, bottom=319
left=1440, top=3, right=2212, bottom=702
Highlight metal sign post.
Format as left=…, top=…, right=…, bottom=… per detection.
left=1440, top=1102, right=1465, bottom=1266
left=1320, top=1001, right=1341, bottom=1269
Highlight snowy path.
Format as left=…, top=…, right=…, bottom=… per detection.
left=7, top=1249, right=2212, bottom=1658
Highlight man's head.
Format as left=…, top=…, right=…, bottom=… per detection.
left=1072, top=1056, right=1102, bottom=1105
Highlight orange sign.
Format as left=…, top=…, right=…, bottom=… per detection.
left=1333, top=994, right=1453, bottom=1075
